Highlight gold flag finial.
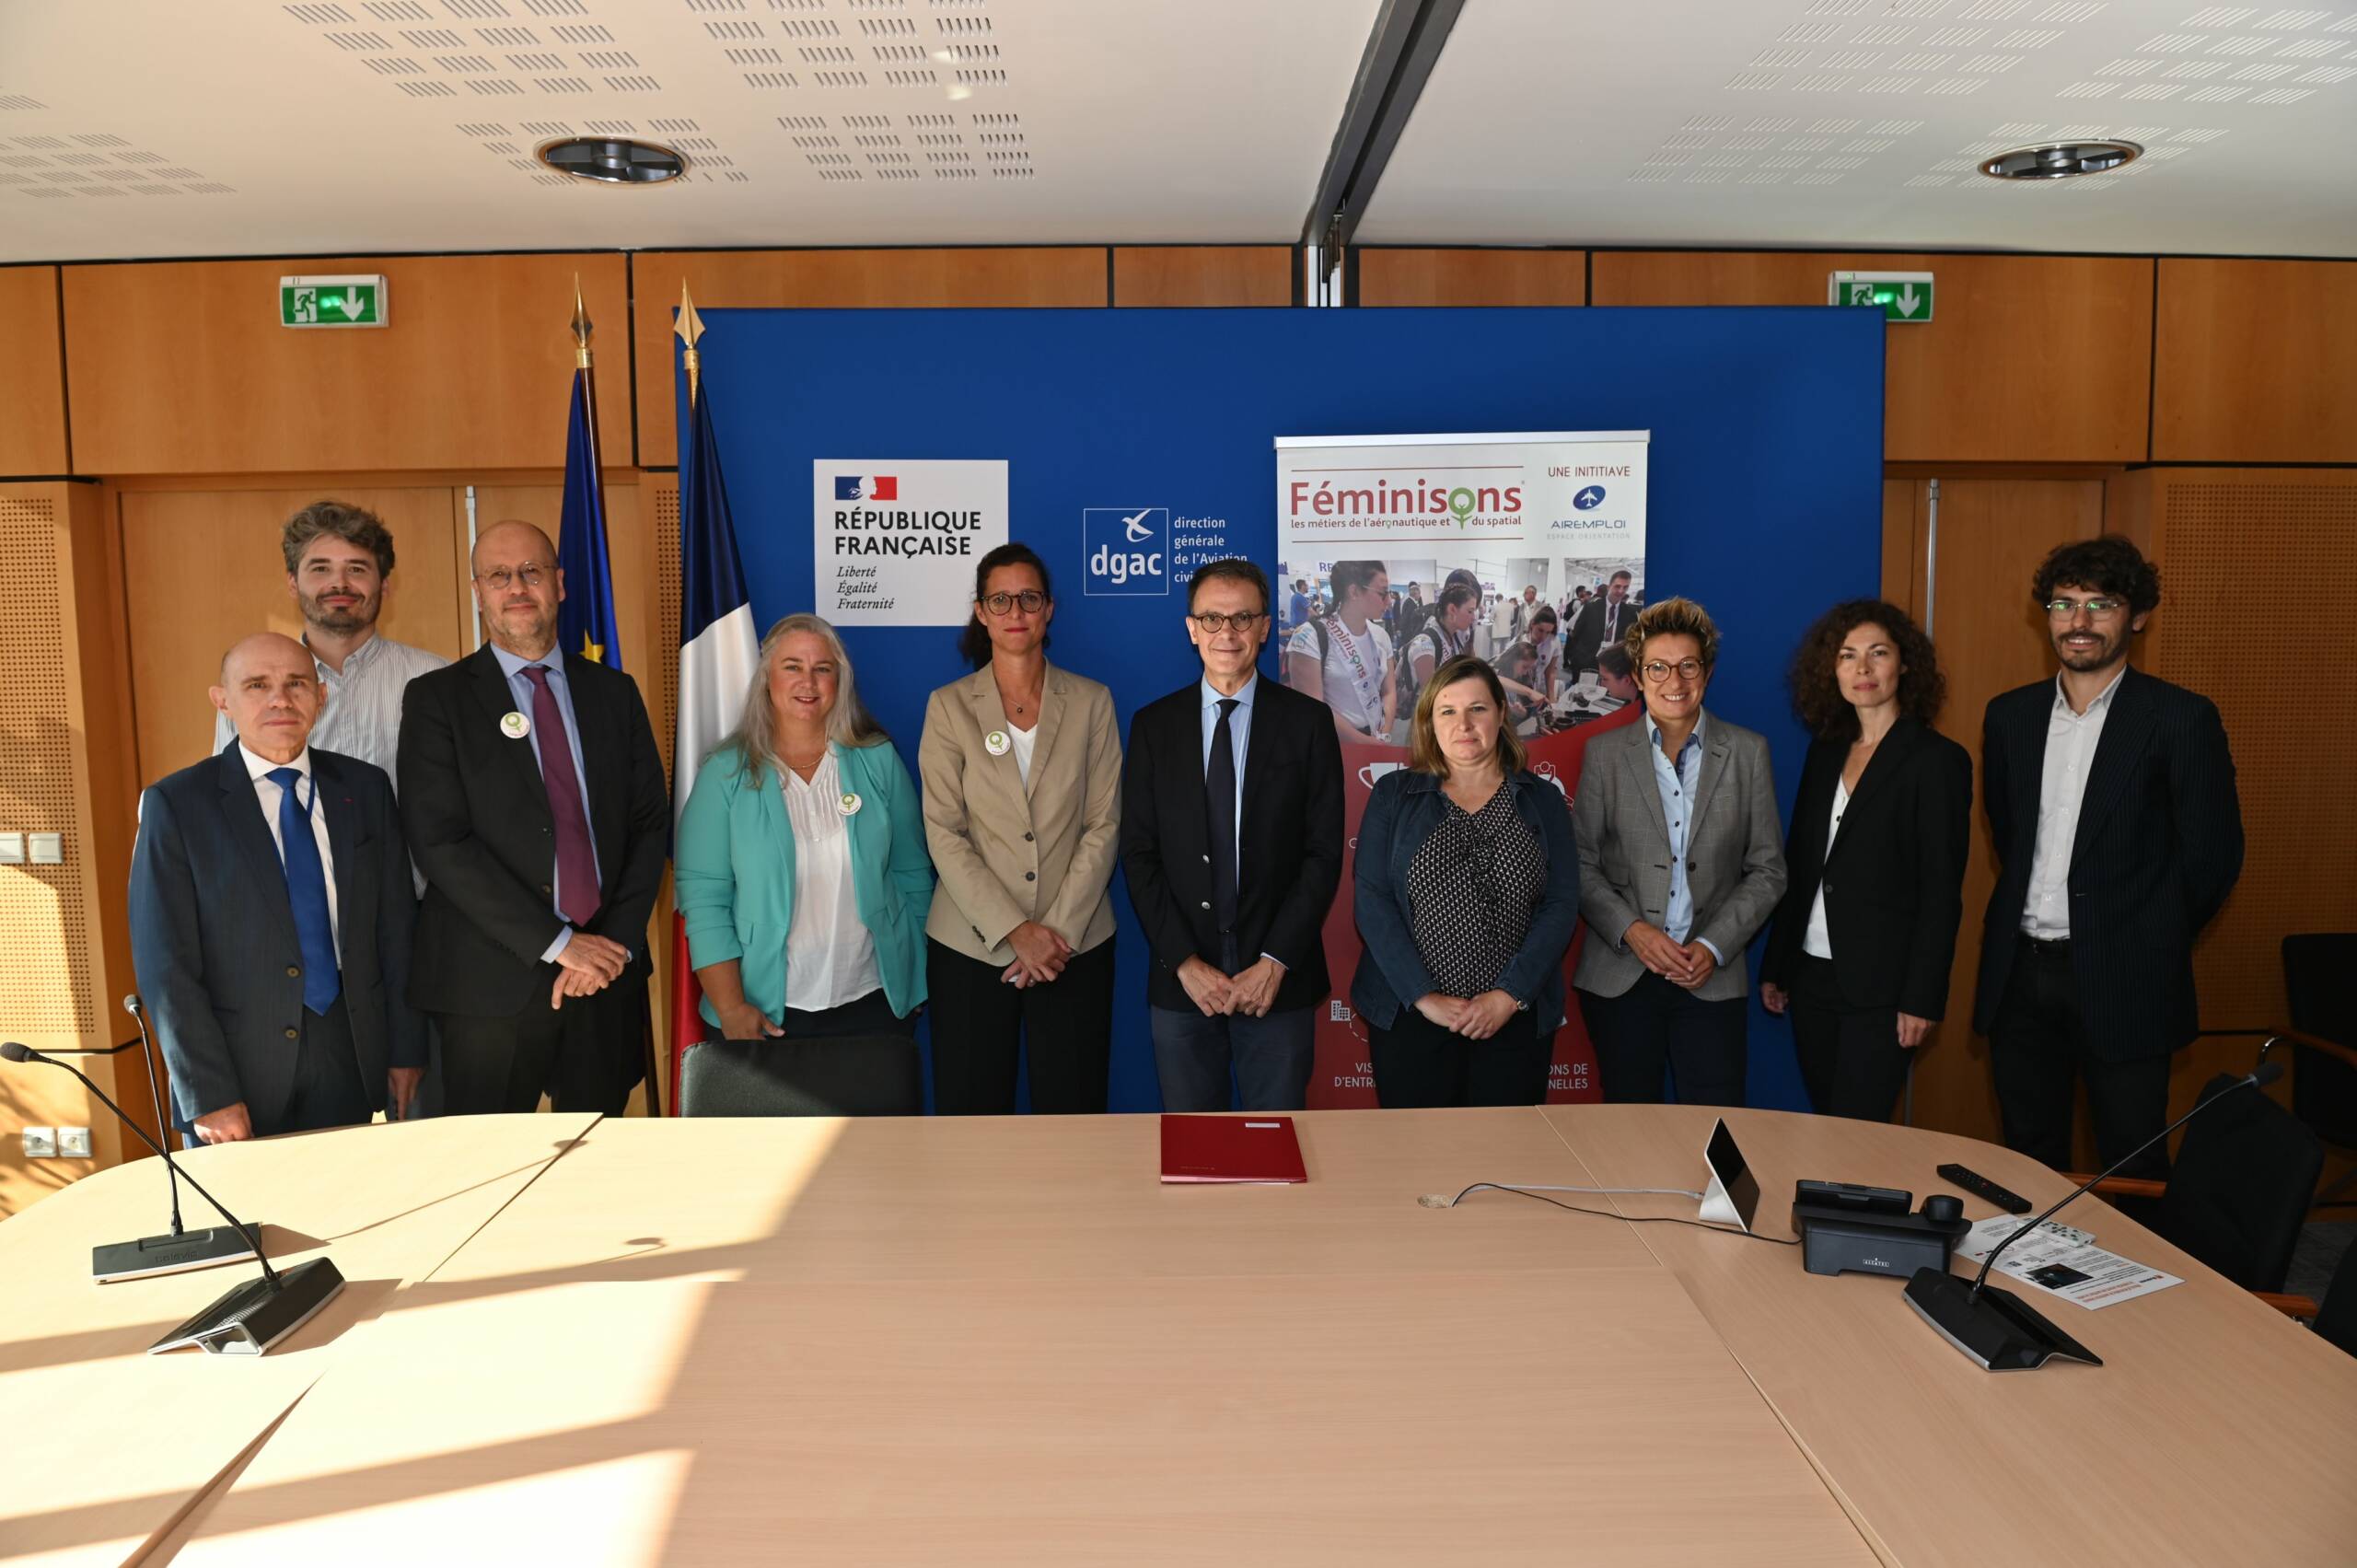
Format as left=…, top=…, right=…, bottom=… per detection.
left=570, top=273, right=593, bottom=370
left=675, top=281, right=706, bottom=407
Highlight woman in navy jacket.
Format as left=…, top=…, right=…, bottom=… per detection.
left=1352, top=655, right=1581, bottom=1107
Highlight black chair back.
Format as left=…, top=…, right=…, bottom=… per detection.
left=2282, top=934, right=2357, bottom=1148
left=2155, top=1074, right=2325, bottom=1294
left=680, top=1034, right=923, bottom=1118
left=2311, top=1241, right=2357, bottom=1360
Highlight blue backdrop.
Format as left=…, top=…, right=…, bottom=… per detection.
left=686, top=305, right=1885, bottom=1111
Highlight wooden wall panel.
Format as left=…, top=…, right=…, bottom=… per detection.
left=0, top=267, right=68, bottom=475
left=63, top=255, right=631, bottom=475
left=0, top=482, right=139, bottom=1215
left=1358, top=249, right=1586, bottom=308
left=1880, top=478, right=1921, bottom=611
left=121, top=485, right=469, bottom=784
left=1905, top=479, right=2106, bottom=1148
left=2130, top=470, right=2357, bottom=1123
left=1112, top=246, right=1292, bottom=308
left=2154, top=259, right=2357, bottom=464
left=631, top=250, right=1108, bottom=466
left=1592, top=252, right=2154, bottom=464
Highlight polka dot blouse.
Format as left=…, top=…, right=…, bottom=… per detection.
left=1406, top=782, right=1548, bottom=999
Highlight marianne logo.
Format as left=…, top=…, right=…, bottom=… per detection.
left=1081, top=507, right=1167, bottom=597
left=834, top=475, right=899, bottom=502
left=1573, top=485, right=1608, bottom=510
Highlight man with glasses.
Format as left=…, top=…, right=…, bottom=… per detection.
left=398, top=521, right=668, bottom=1116
left=1121, top=559, right=1343, bottom=1110
left=1973, top=535, right=2242, bottom=1179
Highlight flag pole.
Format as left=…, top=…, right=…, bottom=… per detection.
left=676, top=280, right=705, bottom=408
left=571, top=273, right=605, bottom=476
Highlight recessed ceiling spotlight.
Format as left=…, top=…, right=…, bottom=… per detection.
left=536, top=136, right=687, bottom=185
left=1977, top=140, right=2141, bottom=180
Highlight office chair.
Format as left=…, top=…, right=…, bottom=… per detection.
left=680, top=1034, right=923, bottom=1117
left=2310, top=1240, right=2357, bottom=1360
left=2263, top=934, right=2357, bottom=1209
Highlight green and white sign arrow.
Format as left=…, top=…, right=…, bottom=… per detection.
left=1829, top=271, right=1935, bottom=324
left=280, top=273, right=389, bottom=329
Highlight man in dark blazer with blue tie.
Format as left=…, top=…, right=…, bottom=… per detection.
left=1121, top=559, right=1344, bottom=1110
left=1975, top=536, right=2242, bottom=1179
left=130, top=633, right=424, bottom=1144
left=399, top=521, right=668, bottom=1116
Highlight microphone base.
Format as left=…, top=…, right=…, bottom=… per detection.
left=92, top=1225, right=261, bottom=1283
left=147, top=1257, right=345, bottom=1357
left=1904, top=1267, right=2103, bottom=1371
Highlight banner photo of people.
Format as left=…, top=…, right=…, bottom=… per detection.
left=1274, top=431, right=1650, bottom=1106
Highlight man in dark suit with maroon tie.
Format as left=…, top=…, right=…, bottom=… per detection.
left=398, top=521, right=668, bottom=1115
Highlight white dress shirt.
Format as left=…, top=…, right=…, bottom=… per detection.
left=239, top=742, right=341, bottom=958
left=2022, top=668, right=2125, bottom=940
left=1801, top=778, right=1848, bottom=960
left=781, top=750, right=882, bottom=1014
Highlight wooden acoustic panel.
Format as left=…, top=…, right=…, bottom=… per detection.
left=1905, top=478, right=2106, bottom=1148
left=1592, top=252, right=2154, bottom=464
left=1357, top=250, right=1586, bottom=308
left=1112, top=247, right=1292, bottom=308
left=2154, top=259, right=2357, bottom=463
left=2141, top=471, right=2357, bottom=1077
left=63, top=255, right=631, bottom=474
left=0, top=267, right=68, bottom=475
left=120, top=486, right=468, bottom=784
left=630, top=250, right=1109, bottom=466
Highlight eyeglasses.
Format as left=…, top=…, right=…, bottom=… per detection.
left=475, top=563, right=551, bottom=592
left=981, top=589, right=1046, bottom=616
left=1189, top=610, right=1264, bottom=633
left=2044, top=598, right=2124, bottom=618
left=1641, top=658, right=1705, bottom=684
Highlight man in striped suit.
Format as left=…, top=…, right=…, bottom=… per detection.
left=1973, top=536, right=2243, bottom=1179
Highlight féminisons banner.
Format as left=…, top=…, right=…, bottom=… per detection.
left=1273, top=431, right=1652, bottom=1106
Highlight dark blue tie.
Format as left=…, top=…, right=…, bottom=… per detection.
left=268, top=767, right=342, bottom=1016
left=1207, top=699, right=1240, bottom=942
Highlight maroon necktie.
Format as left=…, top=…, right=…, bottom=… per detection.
left=523, top=665, right=599, bottom=927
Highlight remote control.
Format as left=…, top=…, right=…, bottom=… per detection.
left=1936, top=1162, right=2031, bottom=1214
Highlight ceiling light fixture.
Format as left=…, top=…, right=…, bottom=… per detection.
left=536, top=136, right=687, bottom=185
left=1977, top=139, right=2141, bottom=180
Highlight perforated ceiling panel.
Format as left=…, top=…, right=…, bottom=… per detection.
left=0, top=496, right=98, bottom=1036
left=2154, top=479, right=2357, bottom=1025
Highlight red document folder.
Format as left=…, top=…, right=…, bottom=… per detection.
left=1159, top=1115, right=1307, bottom=1184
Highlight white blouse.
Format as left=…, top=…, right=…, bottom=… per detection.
left=1801, top=778, right=1848, bottom=962
left=1009, top=722, right=1038, bottom=789
left=782, top=751, right=882, bottom=1014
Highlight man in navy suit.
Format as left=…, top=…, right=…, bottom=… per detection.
left=1121, top=559, right=1344, bottom=1110
left=130, top=633, right=424, bottom=1144
left=1974, top=536, right=2243, bottom=1178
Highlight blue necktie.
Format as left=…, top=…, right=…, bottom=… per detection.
left=268, top=767, right=342, bottom=1016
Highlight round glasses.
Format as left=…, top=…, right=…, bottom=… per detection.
left=1189, top=610, right=1264, bottom=633
left=1641, top=658, right=1705, bottom=684
left=981, top=589, right=1047, bottom=616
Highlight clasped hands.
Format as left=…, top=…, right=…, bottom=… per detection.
left=1623, top=920, right=1719, bottom=991
left=998, top=920, right=1074, bottom=990
left=551, top=930, right=633, bottom=1009
left=1412, top=989, right=1519, bottom=1040
left=1175, top=953, right=1286, bottom=1018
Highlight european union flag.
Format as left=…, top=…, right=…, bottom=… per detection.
left=556, top=366, right=621, bottom=670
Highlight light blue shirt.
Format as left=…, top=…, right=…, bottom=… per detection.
left=1644, top=712, right=1723, bottom=964
left=491, top=643, right=602, bottom=960
left=1199, top=671, right=1257, bottom=884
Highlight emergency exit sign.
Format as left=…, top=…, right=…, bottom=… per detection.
left=280, top=274, right=388, bottom=328
left=1829, top=271, right=1934, bottom=323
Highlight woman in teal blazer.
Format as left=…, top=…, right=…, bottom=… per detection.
left=676, top=615, right=935, bottom=1111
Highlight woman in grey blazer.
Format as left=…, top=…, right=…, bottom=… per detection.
left=919, top=543, right=1123, bottom=1114
left=1571, top=598, right=1787, bottom=1105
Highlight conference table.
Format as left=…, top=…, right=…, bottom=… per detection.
left=3, top=1107, right=2351, bottom=1565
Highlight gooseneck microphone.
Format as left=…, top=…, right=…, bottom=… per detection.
left=1905, top=1060, right=2285, bottom=1371
left=3, top=1040, right=343, bottom=1354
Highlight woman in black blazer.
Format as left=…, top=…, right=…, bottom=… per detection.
left=1760, top=600, right=1970, bottom=1121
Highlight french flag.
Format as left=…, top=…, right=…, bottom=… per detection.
left=834, top=474, right=899, bottom=501
left=668, top=331, right=760, bottom=1109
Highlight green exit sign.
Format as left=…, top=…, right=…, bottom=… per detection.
left=280, top=273, right=388, bottom=329
left=1829, top=270, right=1934, bottom=323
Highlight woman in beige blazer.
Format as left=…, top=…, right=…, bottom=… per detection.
left=919, top=543, right=1123, bottom=1113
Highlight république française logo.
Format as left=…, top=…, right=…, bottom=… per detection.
left=833, top=475, right=899, bottom=501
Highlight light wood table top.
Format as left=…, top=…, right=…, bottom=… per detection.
left=1541, top=1104, right=2357, bottom=1568
left=0, top=1114, right=596, bottom=1568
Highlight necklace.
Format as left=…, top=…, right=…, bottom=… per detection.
left=995, top=669, right=1042, bottom=718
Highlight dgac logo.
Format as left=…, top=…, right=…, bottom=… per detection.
left=1573, top=485, right=1608, bottom=510
left=1081, top=507, right=1168, bottom=597
left=834, top=475, right=898, bottom=501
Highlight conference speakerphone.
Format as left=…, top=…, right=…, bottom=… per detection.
left=1792, top=1185, right=1969, bottom=1280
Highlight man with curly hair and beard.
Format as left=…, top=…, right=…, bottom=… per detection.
left=1973, top=536, right=2242, bottom=1179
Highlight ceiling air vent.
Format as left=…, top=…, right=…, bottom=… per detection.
left=536, top=136, right=686, bottom=184
left=1978, top=139, right=2141, bottom=179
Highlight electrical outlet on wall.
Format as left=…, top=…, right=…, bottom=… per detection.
left=56, top=1127, right=92, bottom=1158
left=21, top=1126, right=57, bottom=1158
